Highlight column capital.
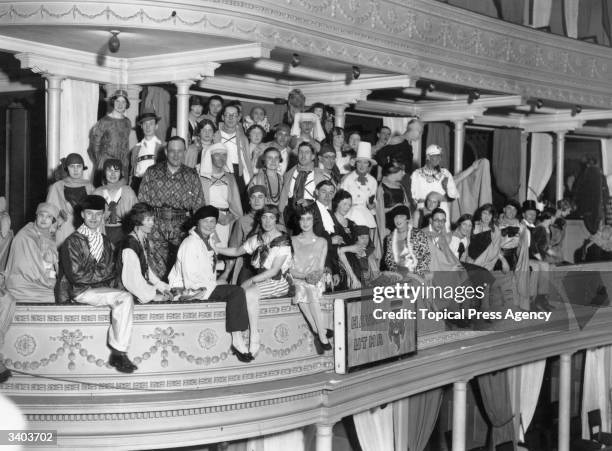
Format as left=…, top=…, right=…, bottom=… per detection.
left=175, top=80, right=196, bottom=92
left=555, top=130, right=568, bottom=139
left=453, top=119, right=467, bottom=127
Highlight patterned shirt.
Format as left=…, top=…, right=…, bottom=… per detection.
left=138, top=162, right=205, bottom=211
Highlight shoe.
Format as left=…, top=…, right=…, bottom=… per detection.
left=325, top=329, right=334, bottom=339
left=109, top=353, right=138, bottom=374
left=315, top=335, right=333, bottom=352
left=231, top=345, right=254, bottom=363
left=0, top=368, right=12, bottom=383
left=249, top=334, right=261, bottom=358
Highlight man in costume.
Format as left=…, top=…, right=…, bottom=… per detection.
left=56, top=195, right=137, bottom=373
left=130, top=108, right=165, bottom=194
left=138, top=136, right=206, bottom=279
left=411, top=144, right=458, bottom=229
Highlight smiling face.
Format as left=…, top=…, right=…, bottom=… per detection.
left=82, top=209, right=104, bottom=231
left=113, top=96, right=127, bottom=114
left=166, top=139, right=186, bottom=169
left=480, top=209, right=493, bottom=226
left=211, top=152, right=227, bottom=171
left=320, top=152, right=336, bottom=171
left=264, top=150, right=281, bottom=172
left=190, top=103, right=203, bottom=117
left=197, top=216, right=217, bottom=237
left=332, top=132, right=345, bottom=149
left=299, top=120, right=314, bottom=135
left=316, top=184, right=335, bottom=208
left=104, top=165, right=121, bottom=184
left=35, top=211, right=54, bottom=230
left=222, top=106, right=240, bottom=129
left=425, top=195, right=440, bottom=211
left=394, top=214, right=409, bottom=231
left=275, top=128, right=290, bottom=148
left=457, top=219, right=472, bottom=237
left=208, top=99, right=223, bottom=116
left=299, top=212, right=314, bottom=233
left=426, top=154, right=442, bottom=169
left=260, top=212, right=278, bottom=232
left=249, top=127, right=264, bottom=145
left=523, top=209, right=537, bottom=225
left=504, top=205, right=518, bottom=220
left=355, top=160, right=370, bottom=175
left=378, top=127, right=391, bottom=144
left=136, top=215, right=155, bottom=236
left=251, top=107, right=265, bottom=123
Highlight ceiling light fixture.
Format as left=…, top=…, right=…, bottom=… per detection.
left=427, top=82, right=436, bottom=92
left=352, top=65, right=361, bottom=80
left=467, top=90, right=480, bottom=104
left=291, top=53, right=301, bottom=68
left=536, top=99, right=544, bottom=109
left=572, top=104, right=582, bottom=116
left=108, top=30, right=120, bottom=53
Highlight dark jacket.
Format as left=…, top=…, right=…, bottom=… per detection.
left=56, top=231, right=117, bottom=303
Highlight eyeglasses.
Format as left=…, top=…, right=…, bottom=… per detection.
left=224, top=113, right=239, bottom=119
left=321, top=155, right=336, bottom=159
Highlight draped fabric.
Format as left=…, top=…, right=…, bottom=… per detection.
left=60, top=79, right=99, bottom=180
left=450, top=158, right=492, bottom=224
left=578, top=0, right=609, bottom=45
left=603, top=0, right=612, bottom=45
left=383, top=117, right=409, bottom=136
left=0, top=231, right=12, bottom=272
left=477, top=371, right=516, bottom=449
left=0, top=285, right=16, bottom=348
left=354, top=405, right=394, bottom=451
left=527, top=133, right=553, bottom=201
left=391, top=389, right=444, bottom=451
left=492, top=129, right=521, bottom=200
left=508, top=360, right=547, bottom=441
left=533, top=0, right=553, bottom=27
left=142, top=86, right=171, bottom=142
left=425, top=122, right=451, bottom=169
left=564, top=0, right=580, bottom=38
left=447, top=0, right=499, bottom=18
left=582, top=347, right=609, bottom=439
left=550, top=0, right=567, bottom=35
left=495, top=0, right=524, bottom=24
left=245, top=429, right=304, bottom=451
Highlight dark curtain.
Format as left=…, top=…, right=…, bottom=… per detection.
left=142, top=86, right=171, bottom=142
left=550, top=0, right=566, bottom=36
left=578, top=0, right=609, bottom=45
left=492, top=128, right=521, bottom=200
left=603, top=0, right=612, bottom=44
left=477, top=371, right=515, bottom=450
left=494, top=0, right=524, bottom=24
left=574, top=165, right=609, bottom=234
left=408, top=389, right=443, bottom=451
left=425, top=122, right=451, bottom=170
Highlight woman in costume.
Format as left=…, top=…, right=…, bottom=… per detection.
left=375, top=163, right=410, bottom=252
left=290, top=202, right=332, bottom=352
left=248, top=147, right=283, bottom=206
left=46, top=153, right=94, bottom=246
left=93, top=159, right=138, bottom=247
left=185, top=119, right=216, bottom=168
left=412, top=191, right=443, bottom=230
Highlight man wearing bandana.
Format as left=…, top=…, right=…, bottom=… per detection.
left=56, top=195, right=137, bottom=373
left=411, top=144, right=458, bottom=230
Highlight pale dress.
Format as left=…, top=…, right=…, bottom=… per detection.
left=291, top=235, right=327, bottom=304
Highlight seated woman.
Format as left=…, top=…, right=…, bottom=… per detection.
left=548, top=198, right=573, bottom=264
left=338, top=225, right=378, bottom=289
left=93, top=159, right=138, bottom=247
left=118, top=203, right=171, bottom=303
left=381, top=205, right=430, bottom=278
left=290, top=203, right=332, bottom=352
left=340, top=142, right=378, bottom=230
left=5, top=202, right=59, bottom=303
left=168, top=205, right=260, bottom=362
left=199, top=143, right=243, bottom=247
left=46, top=153, right=94, bottom=246
left=412, top=191, right=442, bottom=230
left=248, top=147, right=283, bottom=205
left=185, top=119, right=216, bottom=168
left=214, top=204, right=292, bottom=355
left=328, top=127, right=353, bottom=176
left=330, top=189, right=360, bottom=290
left=467, top=204, right=504, bottom=271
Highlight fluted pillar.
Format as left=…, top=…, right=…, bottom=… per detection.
left=175, top=80, right=193, bottom=141
left=411, top=129, right=422, bottom=169
left=555, top=131, right=567, bottom=202
left=558, top=353, right=572, bottom=451
left=332, top=104, right=349, bottom=128
left=45, top=75, right=63, bottom=180
left=453, top=120, right=466, bottom=174
left=519, top=131, right=529, bottom=202
left=316, top=423, right=333, bottom=451
left=452, top=381, right=468, bottom=451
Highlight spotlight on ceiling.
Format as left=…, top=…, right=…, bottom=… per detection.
left=291, top=53, right=301, bottom=68
left=108, top=30, right=121, bottom=53
left=536, top=99, right=544, bottom=109
left=572, top=104, right=582, bottom=116
left=352, top=65, right=361, bottom=80
left=427, top=82, right=436, bottom=92
left=467, top=90, right=480, bottom=104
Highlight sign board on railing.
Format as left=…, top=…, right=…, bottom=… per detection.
left=334, top=289, right=417, bottom=374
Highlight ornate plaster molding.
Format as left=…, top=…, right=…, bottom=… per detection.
left=1, top=1, right=612, bottom=106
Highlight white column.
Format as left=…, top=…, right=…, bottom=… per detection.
left=45, top=75, right=63, bottom=180
left=555, top=131, right=566, bottom=202
left=412, top=132, right=422, bottom=169
left=332, top=104, right=349, bottom=129
left=558, top=353, right=571, bottom=451
left=316, top=423, right=333, bottom=451
left=452, top=381, right=468, bottom=451
left=519, top=131, right=529, bottom=203
left=453, top=120, right=466, bottom=175
left=175, top=80, right=193, bottom=141
left=125, top=85, right=142, bottom=148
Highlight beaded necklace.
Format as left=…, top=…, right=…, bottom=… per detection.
left=264, top=170, right=281, bottom=203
